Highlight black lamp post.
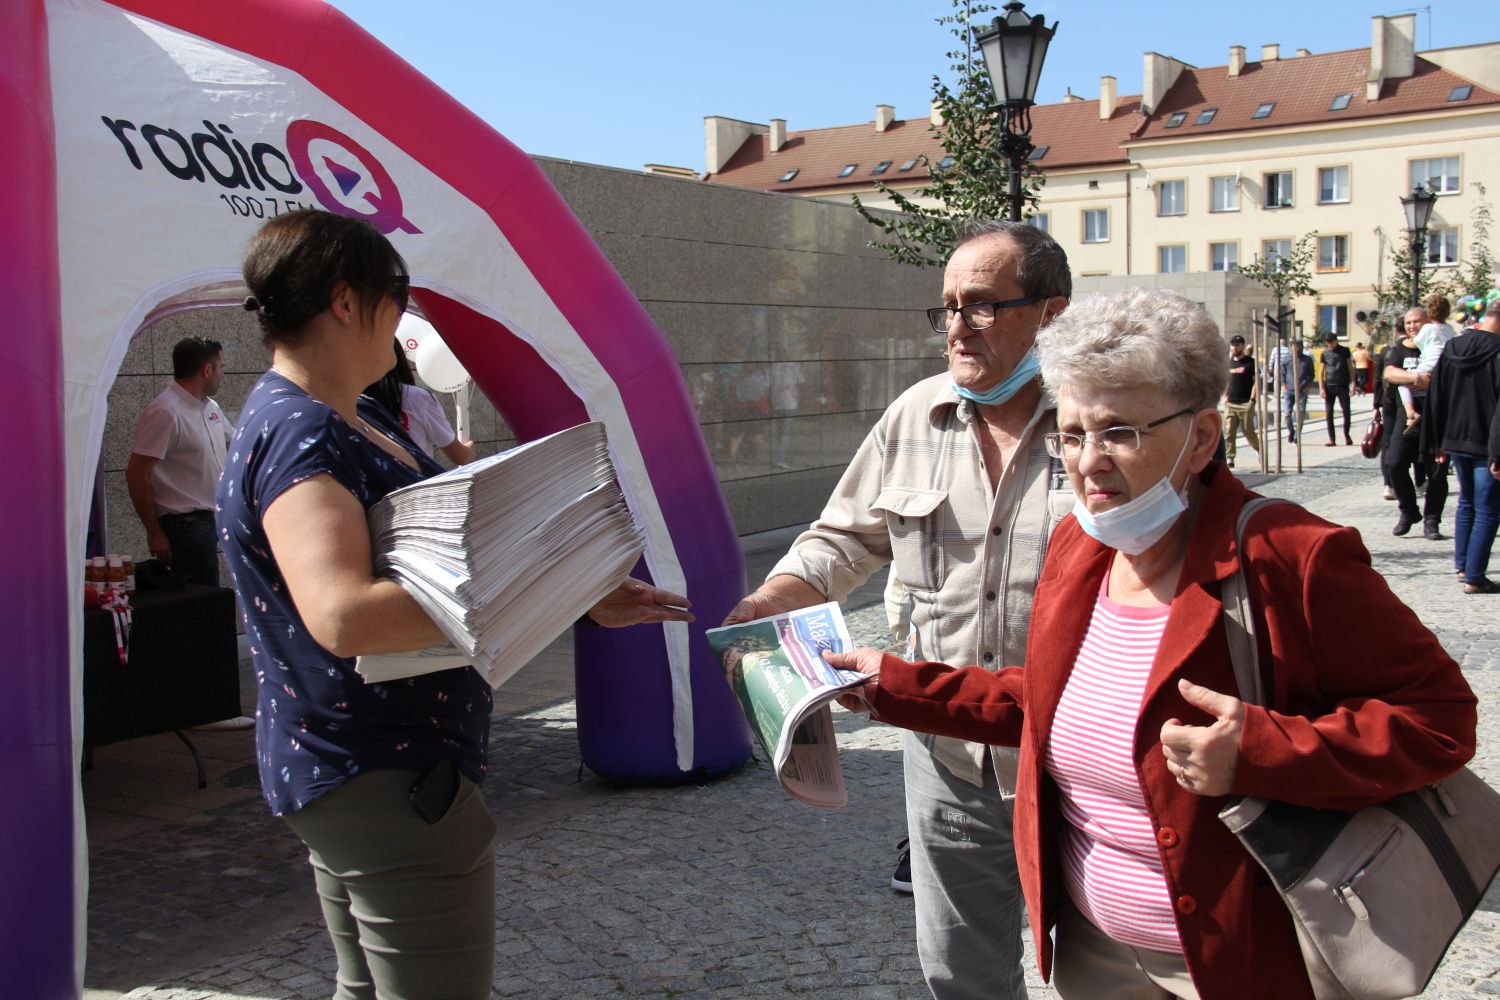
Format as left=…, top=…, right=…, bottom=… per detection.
left=973, top=2, right=1058, bottom=221
left=1400, top=184, right=1438, bottom=306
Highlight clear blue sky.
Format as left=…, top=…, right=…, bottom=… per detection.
left=328, top=1, right=1493, bottom=173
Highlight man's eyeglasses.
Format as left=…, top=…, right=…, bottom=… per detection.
left=1043, top=409, right=1193, bottom=459
left=390, top=275, right=410, bottom=313
left=926, top=296, right=1039, bottom=334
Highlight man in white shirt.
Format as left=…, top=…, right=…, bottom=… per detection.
left=126, top=337, right=234, bottom=586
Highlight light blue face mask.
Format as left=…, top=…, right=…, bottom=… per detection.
left=952, top=349, right=1042, bottom=406
left=1071, top=419, right=1195, bottom=555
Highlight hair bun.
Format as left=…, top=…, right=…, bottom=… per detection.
left=243, top=295, right=261, bottom=312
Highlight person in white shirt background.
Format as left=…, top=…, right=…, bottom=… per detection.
left=364, top=337, right=476, bottom=465
left=126, top=335, right=235, bottom=586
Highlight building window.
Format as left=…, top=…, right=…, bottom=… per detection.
left=1194, top=108, right=1217, bottom=125
left=1210, top=242, right=1239, bottom=272
left=1158, top=180, right=1186, bottom=216
left=1410, top=156, right=1460, bottom=194
left=837, top=163, right=857, bottom=178
left=1029, top=146, right=1049, bottom=161
left=777, top=168, right=799, bottom=183
left=1318, top=165, right=1350, bottom=204
left=1264, top=171, right=1293, bottom=208
left=898, top=158, right=918, bottom=171
left=1318, top=304, right=1349, bottom=336
left=1329, top=93, right=1353, bottom=111
left=1165, top=111, right=1187, bottom=128
left=1252, top=102, right=1275, bottom=119
left=1158, top=245, right=1187, bottom=273
left=1425, top=226, right=1460, bottom=266
left=1262, top=238, right=1292, bottom=269
left=871, top=160, right=892, bottom=175
left=937, top=155, right=956, bottom=170
left=1083, top=209, right=1109, bottom=243
left=1210, top=175, right=1239, bottom=212
left=1317, top=234, right=1350, bottom=271
left=1088, top=180, right=1100, bottom=190
left=1030, top=212, right=1050, bottom=233
left=1449, top=85, right=1472, bottom=102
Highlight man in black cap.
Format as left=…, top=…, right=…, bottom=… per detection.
left=1320, top=332, right=1354, bottom=446
left=1223, top=334, right=1260, bottom=468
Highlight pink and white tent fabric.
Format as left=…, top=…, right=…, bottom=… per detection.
left=1, top=1, right=749, bottom=993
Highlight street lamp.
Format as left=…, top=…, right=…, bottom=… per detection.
left=1400, top=184, right=1438, bottom=306
left=973, top=2, right=1058, bottom=221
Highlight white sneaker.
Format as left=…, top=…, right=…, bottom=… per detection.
left=1383, top=486, right=1396, bottom=501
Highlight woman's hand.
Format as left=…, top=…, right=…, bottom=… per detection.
left=823, top=647, right=885, bottom=714
left=587, top=578, right=695, bottom=627
left=1159, top=678, right=1245, bottom=797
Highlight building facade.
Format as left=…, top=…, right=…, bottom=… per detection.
left=703, top=14, right=1500, bottom=342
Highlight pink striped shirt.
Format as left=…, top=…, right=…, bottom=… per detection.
left=1044, top=580, right=1180, bottom=953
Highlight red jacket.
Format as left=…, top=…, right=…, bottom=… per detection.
left=872, top=465, right=1477, bottom=999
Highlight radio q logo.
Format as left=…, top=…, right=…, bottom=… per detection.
left=100, top=113, right=420, bottom=234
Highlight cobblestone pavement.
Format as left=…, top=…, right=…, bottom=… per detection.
left=90, top=416, right=1499, bottom=999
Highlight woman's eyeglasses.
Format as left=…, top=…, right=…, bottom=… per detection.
left=926, top=296, right=1039, bottom=334
left=1043, top=409, right=1193, bottom=459
left=389, top=275, right=410, bottom=313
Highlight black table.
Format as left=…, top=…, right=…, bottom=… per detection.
left=83, top=585, right=243, bottom=787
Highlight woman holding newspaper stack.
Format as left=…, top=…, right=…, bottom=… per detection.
left=828, top=288, right=1475, bottom=999
left=222, top=209, right=692, bottom=1000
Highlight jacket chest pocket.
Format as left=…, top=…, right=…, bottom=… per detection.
left=872, top=486, right=949, bottom=592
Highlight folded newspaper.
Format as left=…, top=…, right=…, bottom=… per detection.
left=706, top=602, right=867, bottom=809
left=355, top=422, right=645, bottom=687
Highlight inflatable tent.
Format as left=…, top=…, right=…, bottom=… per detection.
left=1, top=0, right=750, bottom=993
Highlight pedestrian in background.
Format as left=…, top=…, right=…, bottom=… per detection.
left=1319, top=333, right=1354, bottom=446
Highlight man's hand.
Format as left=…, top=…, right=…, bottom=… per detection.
left=823, top=647, right=885, bottom=714
left=587, top=578, right=695, bottom=627
left=1490, top=461, right=1500, bottom=483
left=1159, top=678, right=1245, bottom=797
left=146, top=528, right=172, bottom=565
left=722, top=575, right=826, bottom=625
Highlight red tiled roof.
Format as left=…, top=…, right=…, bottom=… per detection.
left=1130, top=50, right=1500, bottom=143
left=705, top=96, right=1140, bottom=193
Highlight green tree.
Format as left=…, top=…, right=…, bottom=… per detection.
left=1235, top=232, right=1320, bottom=335
left=1453, top=181, right=1495, bottom=301
left=851, top=0, right=1044, bottom=268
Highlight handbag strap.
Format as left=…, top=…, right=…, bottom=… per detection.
left=1221, top=497, right=1294, bottom=708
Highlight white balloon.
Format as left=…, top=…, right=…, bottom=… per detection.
left=396, top=313, right=437, bottom=366
left=414, top=334, right=470, bottom=393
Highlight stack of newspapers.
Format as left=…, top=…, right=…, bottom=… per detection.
left=354, top=422, right=645, bottom=687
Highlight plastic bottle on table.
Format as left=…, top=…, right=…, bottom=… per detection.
left=121, top=554, right=135, bottom=595
left=86, top=557, right=106, bottom=597
left=106, top=555, right=125, bottom=597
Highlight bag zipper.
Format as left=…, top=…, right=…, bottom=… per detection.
left=1334, top=827, right=1400, bottom=921
left=1385, top=785, right=1479, bottom=913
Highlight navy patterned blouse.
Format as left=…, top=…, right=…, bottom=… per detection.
left=216, top=370, right=492, bottom=817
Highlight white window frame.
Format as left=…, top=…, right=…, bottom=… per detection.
left=1425, top=226, right=1460, bottom=266
left=1409, top=156, right=1460, bottom=195
left=1209, top=241, right=1239, bottom=272
left=1083, top=209, right=1110, bottom=243
left=1262, top=238, right=1292, bottom=269
left=1318, top=165, right=1350, bottom=205
left=1316, top=234, right=1350, bottom=272
left=1158, top=179, right=1186, bottom=217
left=1158, top=244, right=1187, bottom=274
left=1264, top=170, right=1293, bottom=209
left=1210, top=175, right=1239, bottom=213
left=1318, top=304, right=1349, bottom=336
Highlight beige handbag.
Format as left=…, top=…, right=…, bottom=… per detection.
left=1218, top=498, right=1500, bottom=999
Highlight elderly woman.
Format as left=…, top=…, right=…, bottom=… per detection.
left=222, top=209, right=691, bottom=999
left=830, top=288, right=1476, bottom=999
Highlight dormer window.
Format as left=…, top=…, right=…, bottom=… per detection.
left=872, top=160, right=892, bottom=175
left=1252, top=102, right=1275, bottom=119
left=1029, top=146, right=1049, bottom=161
left=777, top=168, right=799, bottom=183
left=1329, top=93, right=1353, bottom=111
left=1193, top=108, right=1217, bottom=125
left=898, top=158, right=918, bottom=171
left=937, top=155, right=956, bottom=170
left=1449, top=85, right=1473, bottom=102
left=1165, top=112, right=1188, bottom=128
left=837, top=163, right=857, bottom=178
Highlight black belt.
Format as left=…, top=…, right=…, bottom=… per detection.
left=160, top=510, right=214, bottom=522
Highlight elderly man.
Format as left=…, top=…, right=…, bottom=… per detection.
left=726, top=219, right=1073, bottom=1000
left=1384, top=307, right=1449, bottom=538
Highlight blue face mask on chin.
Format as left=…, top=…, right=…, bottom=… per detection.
left=1071, top=420, right=1196, bottom=556
left=952, top=349, right=1042, bottom=406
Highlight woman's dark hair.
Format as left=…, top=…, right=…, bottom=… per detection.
left=241, top=209, right=408, bottom=346
left=363, top=338, right=415, bottom=421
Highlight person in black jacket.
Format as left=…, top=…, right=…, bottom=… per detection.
left=1319, top=333, right=1354, bottom=446
left=1422, top=300, right=1500, bottom=593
